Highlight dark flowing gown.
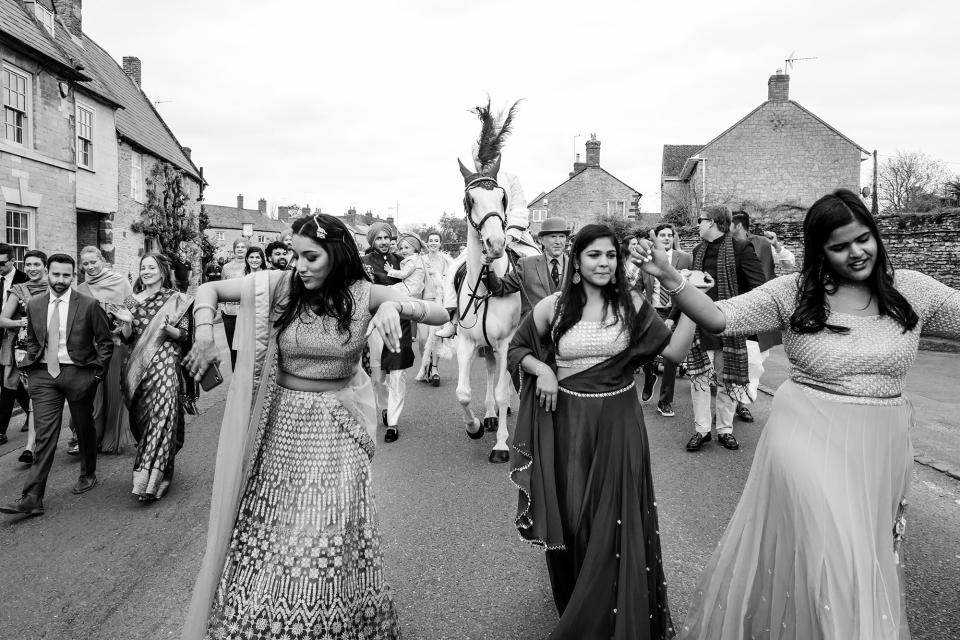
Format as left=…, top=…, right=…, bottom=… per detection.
left=508, top=306, right=676, bottom=640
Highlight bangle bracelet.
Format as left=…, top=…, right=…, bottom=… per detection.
left=663, top=277, right=687, bottom=297
left=195, top=321, right=214, bottom=328
left=193, top=303, right=217, bottom=316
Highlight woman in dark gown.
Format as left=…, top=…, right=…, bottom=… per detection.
left=508, top=224, right=703, bottom=639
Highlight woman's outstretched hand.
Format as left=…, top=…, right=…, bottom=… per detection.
left=183, top=331, right=221, bottom=381
left=367, top=301, right=402, bottom=353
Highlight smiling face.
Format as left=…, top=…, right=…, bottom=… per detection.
left=246, top=251, right=263, bottom=271
left=234, top=241, right=247, bottom=259
left=80, top=251, right=104, bottom=278
left=23, top=256, right=45, bottom=282
left=372, top=230, right=392, bottom=255
left=541, top=232, right=567, bottom=259
left=656, top=227, right=674, bottom=250
left=397, top=240, right=415, bottom=258
left=139, top=256, right=162, bottom=287
left=427, top=233, right=442, bottom=253
left=292, top=234, right=331, bottom=290
left=822, top=219, right=877, bottom=283
left=576, top=237, right=617, bottom=288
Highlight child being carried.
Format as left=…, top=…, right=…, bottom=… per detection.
left=387, top=233, right=426, bottom=298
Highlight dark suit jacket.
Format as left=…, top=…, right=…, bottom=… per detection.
left=20, top=289, right=114, bottom=378
left=639, top=250, right=693, bottom=305
left=486, top=254, right=565, bottom=316
left=748, top=234, right=776, bottom=282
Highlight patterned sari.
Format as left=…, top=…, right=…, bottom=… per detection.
left=122, top=288, right=194, bottom=499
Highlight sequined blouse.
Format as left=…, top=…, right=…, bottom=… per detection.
left=717, top=270, right=960, bottom=399
left=276, top=280, right=372, bottom=380
left=555, top=318, right=631, bottom=369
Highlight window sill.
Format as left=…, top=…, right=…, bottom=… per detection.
left=0, top=140, right=76, bottom=171
left=78, top=165, right=95, bottom=174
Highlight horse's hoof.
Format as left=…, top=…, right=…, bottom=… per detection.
left=483, top=417, right=498, bottom=432
left=488, top=449, right=510, bottom=464
left=466, top=419, right=484, bottom=440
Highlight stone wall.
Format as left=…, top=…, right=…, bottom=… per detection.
left=527, top=167, right=641, bottom=235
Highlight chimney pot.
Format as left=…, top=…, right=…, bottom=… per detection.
left=585, top=134, right=601, bottom=167
left=237, top=194, right=244, bottom=210
left=182, top=147, right=191, bottom=159
left=768, top=73, right=790, bottom=101
left=258, top=198, right=267, bottom=214
left=122, top=56, right=142, bottom=87
left=52, top=0, right=82, bottom=37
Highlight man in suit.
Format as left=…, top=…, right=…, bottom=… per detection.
left=0, top=242, right=30, bottom=446
left=0, top=254, right=113, bottom=516
left=731, top=211, right=778, bottom=422
left=638, top=224, right=692, bottom=418
left=483, top=217, right=570, bottom=315
left=684, top=206, right=766, bottom=452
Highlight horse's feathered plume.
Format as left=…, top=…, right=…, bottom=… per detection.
left=471, top=98, right=522, bottom=173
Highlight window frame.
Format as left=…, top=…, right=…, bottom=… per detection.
left=76, top=102, right=94, bottom=169
left=3, top=62, right=31, bottom=147
left=5, top=208, right=32, bottom=267
left=606, top=200, right=627, bottom=217
left=130, top=151, right=145, bottom=202
left=34, top=4, right=55, bottom=36
left=215, top=231, right=225, bottom=242
left=531, top=209, right=546, bottom=222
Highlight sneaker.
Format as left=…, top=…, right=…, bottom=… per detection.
left=641, top=374, right=657, bottom=402
left=657, top=402, right=675, bottom=417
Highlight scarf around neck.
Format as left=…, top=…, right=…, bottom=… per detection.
left=82, top=269, right=132, bottom=305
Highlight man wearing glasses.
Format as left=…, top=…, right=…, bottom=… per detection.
left=0, top=243, right=29, bottom=446
left=681, top=206, right=766, bottom=453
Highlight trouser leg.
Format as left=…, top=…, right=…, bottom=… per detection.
left=711, top=349, right=737, bottom=434
left=690, top=350, right=716, bottom=435
left=367, top=331, right=388, bottom=412
left=385, top=369, right=406, bottom=427
left=21, top=371, right=66, bottom=500
left=744, top=340, right=766, bottom=402
left=63, top=367, right=98, bottom=477
left=0, top=375, right=15, bottom=436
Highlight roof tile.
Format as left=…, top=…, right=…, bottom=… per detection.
left=204, top=204, right=289, bottom=234
left=661, top=145, right=703, bottom=177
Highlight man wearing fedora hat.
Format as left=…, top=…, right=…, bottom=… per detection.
left=482, top=216, right=571, bottom=316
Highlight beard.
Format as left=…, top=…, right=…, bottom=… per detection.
left=50, top=281, right=70, bottom=294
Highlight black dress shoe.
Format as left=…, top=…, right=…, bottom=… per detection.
left=686, top=432, right=711, bottom=451
left=384, top=427, right=399, bottom=443
left=735, top=404, right=754, bottom=423
left=717, top=433, right=740, bottom=450
left=17, top=450, right=34, bottom=464
left=641, top=375, right=657, bottom=402
left=72, top=474, right=99, bottom=494
left=0, top=495, right=44, bottom=516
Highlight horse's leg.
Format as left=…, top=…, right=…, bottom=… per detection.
left=488, top=339, right=512, bottom=463
left=481, top=349, right=499, bottom=432
left=456, top=335, right=482, bottom=438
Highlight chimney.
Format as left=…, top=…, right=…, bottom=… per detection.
left=122, top=57, right=142, bottom=87
left=52, top=0, right=82, bottom=37
left=258, top=198, right=267, bottom=214
left=237, top=194, right=244, bottom=210
left=182, top=147, right=191, bottom=159
left=768, top=72, right=789, bottom=101
left=585, top=134, right=600, bottom=166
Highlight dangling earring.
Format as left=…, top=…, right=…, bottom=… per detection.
left=572, top=269, right=581, bottom=284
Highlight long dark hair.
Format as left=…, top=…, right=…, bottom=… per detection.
left=552, top=224, right=641, bottom=345
left=244, top=246, right=266, bottom=274
left=790, top=189, right=917, bottom=334
left=133, top=252, right=174, bottom=292
left=273, top=214, right=371, bottom=342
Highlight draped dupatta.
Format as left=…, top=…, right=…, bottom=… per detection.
left=123, top=290, right=194, bottom=406
left=181, top=272, right=377, bottom=640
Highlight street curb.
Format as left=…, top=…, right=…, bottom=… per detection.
left=756, top=384, right=960, bottom=483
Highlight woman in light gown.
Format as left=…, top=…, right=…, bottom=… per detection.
left=634, top=189, right=960, bottom=640
left=180, top=213, right=449, bottom=639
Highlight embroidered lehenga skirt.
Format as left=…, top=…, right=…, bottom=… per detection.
left=679, top=381, right=913, bottom=640
left=204, top=384, right=401, bottom=640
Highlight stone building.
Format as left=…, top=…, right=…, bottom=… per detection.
left=0, top=0, right=204, bottom=281
left=526, top=134, right=643, bottom=236
left=204, top=195, right=288, bottom=260
left=661, top=73, right=868, bottom=220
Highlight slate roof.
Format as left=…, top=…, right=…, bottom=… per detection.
left=529, top=166, right=642, bottom=207
left=661, top=145, right=703, bottom=178
left=204, top=204, right=289, bottom=233
left=0, top=0, right=85, bottom=77
left=48, top=21, right=123, bottom=108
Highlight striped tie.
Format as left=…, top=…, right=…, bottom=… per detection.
left=658, top=279, right=670, bottom=307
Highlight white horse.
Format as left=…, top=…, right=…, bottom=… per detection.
left=453, top=156, right=522, bottom=463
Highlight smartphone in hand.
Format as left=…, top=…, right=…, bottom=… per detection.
left=199, top=362, right=223, bottom=392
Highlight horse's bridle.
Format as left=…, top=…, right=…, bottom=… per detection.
left=463, top=176, right=507, bottom=235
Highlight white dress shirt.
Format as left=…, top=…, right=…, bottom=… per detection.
left=43, top=288, right=74, bottom=365
left=1, top=269, right=15, bottom=303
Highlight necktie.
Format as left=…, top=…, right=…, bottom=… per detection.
left=658, top=278, right=670, bottom=307
left=47, top=298, right=61, bottom=378
left=551, top=259, right=560, bottom=287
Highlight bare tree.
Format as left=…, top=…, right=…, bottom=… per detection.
left=878, top=151, right=948, bottom=213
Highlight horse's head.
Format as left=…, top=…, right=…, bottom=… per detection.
left=459, top=156, right=507, bottom=259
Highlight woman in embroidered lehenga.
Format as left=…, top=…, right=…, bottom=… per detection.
left=77, top=246, right=134, bottom=454
left=179, top=214, right=449, bottom=640
left=634, top=189, right=960, bottom=640
left=112, top=253, right=195, bottom=502
left=509, top=224, right=706, bottom=640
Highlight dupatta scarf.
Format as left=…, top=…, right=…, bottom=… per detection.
left=79, top=268, right=133, bottom=306
left=122, top=289, right=194, bottom=405
left=181, top=271, right=376, bottom=640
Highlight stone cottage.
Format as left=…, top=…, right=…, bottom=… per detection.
left=661, top=73, right=868, bottom=220
left=204, top=195, right=288, bottom=260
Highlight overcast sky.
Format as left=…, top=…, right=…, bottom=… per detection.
left=83, top=0, right=959, bottom=226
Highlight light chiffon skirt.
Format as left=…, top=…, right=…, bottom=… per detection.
left=679, top=381, right=912, bottom=640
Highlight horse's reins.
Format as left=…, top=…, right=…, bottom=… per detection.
left=458, top=175, right=507, bottom=350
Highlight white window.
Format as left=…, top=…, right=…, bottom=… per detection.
left=76, top=104, right=94, bottom=168
left=3, top=63, right=30, bottom=146
left=130, top=151, right=144, bottom=202
left=5, top=209, right=30, bottom=266
left=606, top=200, right=626, bottom=217
left=242, top=223, right=253, bottom=237
left=531, top=209, right=546, bottom=222
left=215, top=231, right=225, bottom=242
left=34, top=4, right=55, bottom=36
left=257, top=234, right=265, bottom=244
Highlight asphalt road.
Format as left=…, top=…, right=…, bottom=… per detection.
left=0, top=343, right=958, bottom=639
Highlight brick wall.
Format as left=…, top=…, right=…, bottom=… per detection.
left=527, top=167, right=641, bottom=235
left=677, top=209, right=960, bottom=288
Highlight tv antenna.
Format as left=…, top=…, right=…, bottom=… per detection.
left=784, top=51, right=818, bottom=72
left=153, top=100, right=173, bottom=106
